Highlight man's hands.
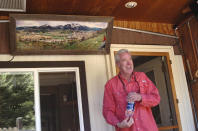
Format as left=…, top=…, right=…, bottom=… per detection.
left=125, top=110, right=134, bottom=117
left=117, top=117, right=134, bottom=128
left=117, top=92, right=141, bottom=128
left=127, top=92, right=142, bottom=102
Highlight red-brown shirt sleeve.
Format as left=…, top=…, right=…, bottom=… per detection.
left=138, top=72, right=161, bottom=107
left=103, top=81, right=120, bottom=126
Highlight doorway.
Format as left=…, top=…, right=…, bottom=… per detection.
left=134, top=56, right=178, bottom=130
left=39, top=72, right=79, bottom=131
left=110, top=44, right=196, bottom=131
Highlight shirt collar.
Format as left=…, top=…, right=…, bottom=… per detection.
left=118, top=72, right=135, bottom=83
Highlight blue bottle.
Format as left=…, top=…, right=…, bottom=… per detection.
left=126, top=102, right=135, bottom=117
left=127, top=102, right=135, bottom=111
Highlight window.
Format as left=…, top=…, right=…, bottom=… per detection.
left=0, top=61, right=91, bottom=131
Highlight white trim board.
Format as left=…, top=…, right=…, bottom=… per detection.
left=110, top=44, right=195, bottom=131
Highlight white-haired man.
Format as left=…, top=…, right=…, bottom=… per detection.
left=103, top=49, right=160, bottom=131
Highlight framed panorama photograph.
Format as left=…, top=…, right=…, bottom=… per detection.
left=9, top=14, right=114, bottom=55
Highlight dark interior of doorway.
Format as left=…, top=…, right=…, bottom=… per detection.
left=39, top=72, right=79, bottom=131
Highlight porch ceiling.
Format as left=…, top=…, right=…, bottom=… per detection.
left=0, top=0, right=194, bottom=24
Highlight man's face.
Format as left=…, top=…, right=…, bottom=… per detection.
left=117, top=52, right=134, bottom=75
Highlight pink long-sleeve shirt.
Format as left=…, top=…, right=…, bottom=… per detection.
left=103, top=72, right=160, bottom=131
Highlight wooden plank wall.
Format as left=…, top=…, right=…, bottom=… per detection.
left=111, top=28, right=177, bottom=45
left=0, top=23, right=10, bottom=54
left=177, top=16, right=198, bottom=128
left=111, top=28, right=180, bottom=54
left=0, top=16, right=9, bottom=20
left=114, top=20, right=175, bottom=36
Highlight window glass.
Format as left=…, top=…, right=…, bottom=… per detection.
left=0, top=72, right=35, bottom=130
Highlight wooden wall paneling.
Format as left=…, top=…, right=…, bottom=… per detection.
left=178, top=24, right=198, bottom=79
left=0, top=15, right=9, bottom=20
left=114, top=20, right=175, bottom=35
left=178, top=17, right=198, bottom=129
left=189, top=17, right=198, bottom=71
left=0, top=22, right=10, bottom=54
left=0, top=12, right=9, bottom=20
left=188, top=18, right=198, bottom=127
left=111, top=28, right=177, bottom=45
left=111, top=28, right=180, bottom=55
left=191, top=81, right=198, bottom=127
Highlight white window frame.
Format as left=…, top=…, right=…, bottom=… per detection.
left=0, top=67, right=85, bottom=131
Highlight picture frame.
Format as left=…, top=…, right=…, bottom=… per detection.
left=9, top=14, right=114, bottom=55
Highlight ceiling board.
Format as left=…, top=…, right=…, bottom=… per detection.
left=0, top=0, right=193, bottom=24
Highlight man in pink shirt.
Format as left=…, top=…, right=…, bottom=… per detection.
left=103, top=49, right=160, bottom=131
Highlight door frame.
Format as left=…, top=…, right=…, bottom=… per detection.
left=109, top=44, right=195, bottom=131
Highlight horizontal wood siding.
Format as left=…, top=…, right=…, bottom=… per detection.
left=114, top=20, right=175, bottom=35
left=111, top=28, right=180, bottom=54
left=0, top=22, right=10, bottom=54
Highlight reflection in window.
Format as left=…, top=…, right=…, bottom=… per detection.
left=0, top=72, right=35, bottom=130
left=39, top=72, right=79, bottom=131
